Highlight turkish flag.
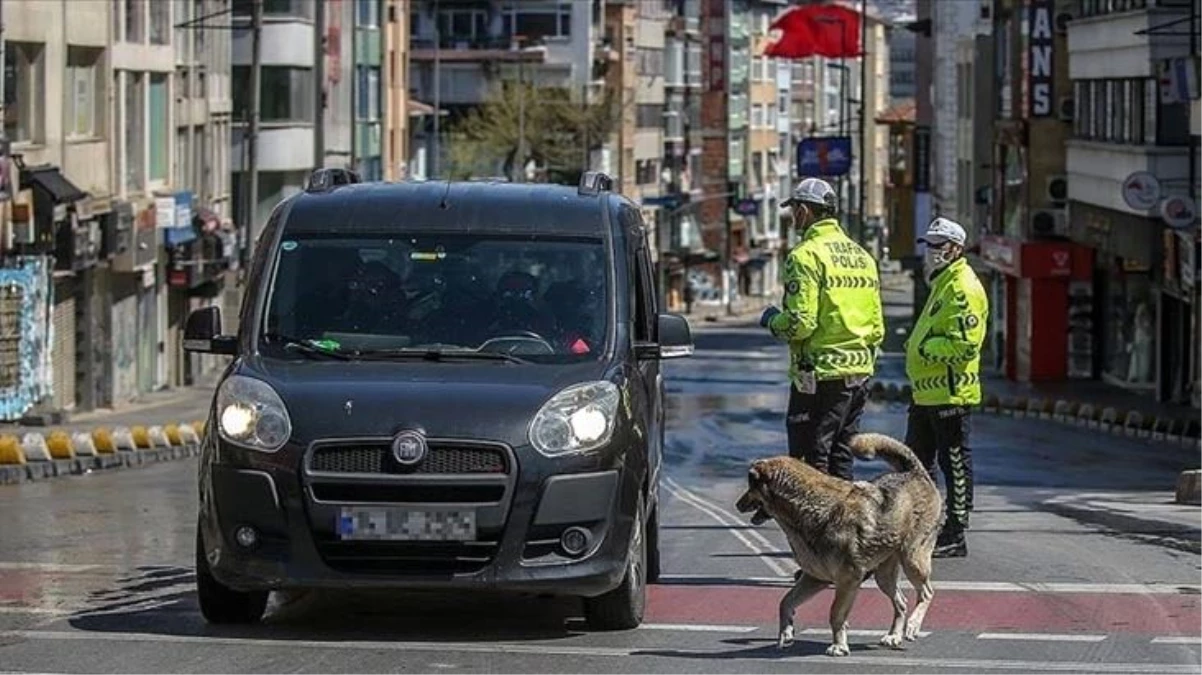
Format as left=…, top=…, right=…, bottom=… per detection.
left=763, top=4, right=863, bottom=60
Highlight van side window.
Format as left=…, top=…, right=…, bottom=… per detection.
left=623, top=207, right=655, bottom=342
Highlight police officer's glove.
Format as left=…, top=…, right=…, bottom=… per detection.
left=759, top=305, right=781, bottom=328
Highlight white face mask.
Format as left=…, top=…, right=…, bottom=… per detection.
left=923, top=246, right=952, bottom=279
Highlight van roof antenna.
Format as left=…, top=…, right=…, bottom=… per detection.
left=439, top=179, right=452, bottom=209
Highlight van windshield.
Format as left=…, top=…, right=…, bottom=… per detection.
left=260, top=232, right=610, bottom=363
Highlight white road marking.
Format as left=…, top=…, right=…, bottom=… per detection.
left=639, top=623, right=757, bottom=633
left=0, top=562, right=105, bottom=573
left=1152, top=636, right=1201, bottom=645
left=661, top=481, right=791, bottom=578
left=978, top=633, right=1108, bottom=642
left=1, top=630, right=1198, bottom=674
left=658, top=574, right=1202, bottom=595
left=796, top=627, right=931, bottom=638
left=664, top=476, right=782, bottom=553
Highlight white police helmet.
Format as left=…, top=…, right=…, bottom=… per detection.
left=782, top=177, right=838, bottom=211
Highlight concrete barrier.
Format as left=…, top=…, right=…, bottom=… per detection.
left=130, top=425, right=151, bottom=449
left=92, top=427, right=115, bottom=454
left=1175, top=470, right=1202, bottom=506
left=147, top=425, right=172, bottom=449
left=163, top=423, right=183, bottom=446
left=71, top=432, right=97, bottom=457
left=1123, top=411, right=1144, bottom=438
left=1099, top=407, right=1119, bottom=432
left=20, top=433, right=51, bottom=462
left=110, top=427, right=137, bottom=452
left=178, top=425, right=200, bottom=445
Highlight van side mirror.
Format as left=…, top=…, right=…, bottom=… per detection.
left=635, top=313, right=695, bottom=360
left=183, top=306, right=238, bottom=355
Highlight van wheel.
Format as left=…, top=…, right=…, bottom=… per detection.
left=583, top=493, right=647, bottom=631
left=196, top=529, right=268, bottom=625
left=646, top=502, right=661, bottom=584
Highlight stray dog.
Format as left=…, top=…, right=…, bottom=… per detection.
left=734, top=433, right=943, bottom=657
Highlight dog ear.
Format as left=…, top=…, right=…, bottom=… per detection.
left=748, top=462, right=766, bottom=489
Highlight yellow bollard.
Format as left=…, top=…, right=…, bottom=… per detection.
left=45, top=430, right=75, bottom=460
left=164, top=423, right=182, bottom=446
left=92, top=427, right=116, bottom=454
left=131, top=425, right=151, bottom=449
left=0, top=434, right=25, bottom=465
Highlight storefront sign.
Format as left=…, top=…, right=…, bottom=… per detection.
left=1159, top=194, right=1198, bottom=229
left=1027, top=0, right=1055, bottom=117
left=154, top=197, right=176, bottom=229
left=1121, top=171, right=1161, bottom=211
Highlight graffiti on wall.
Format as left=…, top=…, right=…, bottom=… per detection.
left=111, top=291, right=138, bottom=405
left=0, top=256, right=53, bottom=420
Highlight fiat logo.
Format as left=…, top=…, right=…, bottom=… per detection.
left=391, top=431, right=427, bottom=466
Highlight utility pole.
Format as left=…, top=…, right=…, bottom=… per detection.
left=243, top=0, right=263, bottom=272
left=913, top=0, right=933, bottom=311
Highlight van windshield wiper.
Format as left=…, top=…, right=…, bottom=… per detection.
left=353, top=347, right=528, bottom=364
left=262, top=333, right=352, bottom=361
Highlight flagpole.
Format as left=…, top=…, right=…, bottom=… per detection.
left=857, top=0, right=867, bottom=246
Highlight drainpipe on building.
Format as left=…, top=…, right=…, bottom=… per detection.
left=857, top=0, right=868, bottom=246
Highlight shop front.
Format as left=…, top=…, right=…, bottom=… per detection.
left=1158, top=225, right=1200, bottom=407
left=979, top=234, right=1094, bottom=383
left=1067, top=201, right=1162, bottom=396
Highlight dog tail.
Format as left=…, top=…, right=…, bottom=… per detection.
left=848, top=433, right=922, bottom=473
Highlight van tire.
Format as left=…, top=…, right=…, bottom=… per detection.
left=583, top=493, right=647, bottom=631
left=196, top=528, right=268, bottom=625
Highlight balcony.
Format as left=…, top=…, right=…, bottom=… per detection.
left=410, top=35, right=550, bottom=63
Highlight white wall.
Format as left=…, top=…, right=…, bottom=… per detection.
left=1067, top=8, right=1194, bottom=80
left=1067, top=141, right=1191, bottom=216
left=932, top=0, right=978, bottom=216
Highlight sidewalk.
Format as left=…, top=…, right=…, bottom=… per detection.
left=0, top=378, right=217, bottom=437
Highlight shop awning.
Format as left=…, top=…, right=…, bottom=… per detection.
left=22, top=165, right=87, bottom=205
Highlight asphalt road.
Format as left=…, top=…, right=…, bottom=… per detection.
left=0, top=320, right=1199, bottom=673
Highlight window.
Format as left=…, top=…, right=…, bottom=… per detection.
left=1072, top=77, right=1187, bottom=146
left=685, top=43, right=701, bottom=86
left=357, top=0, right=379, bottom=27
left=502, top=3, right=573, bottom=42
left=636, top=104, right=661, bottom=129
left=751, top=103, right=765, bottom=128
left=637, top=48, right=664, bottom=76
left=234, top=66, right=315, bottom=123
left=751, top=57, right=764, bottom=82
left=125, top=0, right=144, bottom=43
left=149, top=74, right=169, bottom=181
left=250, top=0, right=314, bottom=19
left=262, top=232, right=610, bottom=361
left=124, top=72, right=145, bottom=192
left=175, top=130, right=190, bottom=189
left=357, top=67, right=380, bottom=121
left=150, top=0, right=170, bottom=45
left=4, top=42, right=45, bottom=143
left=66, top=47, right=102, bottom=138
left=751, top=151, right=763, bottom=190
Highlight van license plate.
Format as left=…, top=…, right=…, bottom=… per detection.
left=337, top=507, right=477, bottom=541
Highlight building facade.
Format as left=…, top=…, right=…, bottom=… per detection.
left=1064, top=0, right=1199, bottom=406
left=931, top=0, right=981, bottom=222
left=0, top=0, right=236, bottom=422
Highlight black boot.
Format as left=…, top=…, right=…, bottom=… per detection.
left=933, top=527, right=966, bottom=558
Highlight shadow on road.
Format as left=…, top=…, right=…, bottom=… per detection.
left=67, top=585, right=592, bottom=643
left=634, top=637, right=877, bottom=660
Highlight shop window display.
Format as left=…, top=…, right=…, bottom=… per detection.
left=1104, top=264, right=1156, bottom=387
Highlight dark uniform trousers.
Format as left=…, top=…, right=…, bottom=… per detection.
left=905, top=404, right=974, bottom=532
left=786, top=377, right=869, bottom=481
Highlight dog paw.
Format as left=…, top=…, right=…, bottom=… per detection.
left=879, top=633, right=904, bottom=649
left=903, top=625, right=921, bottom=641
left=777, top=626, right=795, bottom=649
left=825, top=643, right=851, bottom=657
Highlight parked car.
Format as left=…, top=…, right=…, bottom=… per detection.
left=184, top=169, right=694, bottom=630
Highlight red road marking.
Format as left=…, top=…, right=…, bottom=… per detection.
left=648, top=585, right=1202, bottom=636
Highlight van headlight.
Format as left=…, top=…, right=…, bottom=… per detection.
left=215, top=375, right=293, bottom=452
left=529, top=381, right=621, bottom=457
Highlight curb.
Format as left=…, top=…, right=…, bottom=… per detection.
left=0, top=420, right=206, bottom=486
left=866, top=381, right=1202, bottom=449
left=1176, top=470, right=1202, bottom=506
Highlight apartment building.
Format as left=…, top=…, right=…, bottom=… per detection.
left=0, top=0, right=236, bottom=422
left=886, top=14, right=916, bottom=103
left=383, top=0, right=413, bottom=181
left=931, top=0, right=980, bottom=221
left=1063, top=0, right=1199, bottom=405
left=407, top=0, right=609, bottom=178
left=604, top=1, right=638, bottom=197
left=745, top=0, right=787, bottom=296
left=633, top=1, right=668, bottom=213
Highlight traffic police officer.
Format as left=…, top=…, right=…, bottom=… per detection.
left=905, top=217, right=989, bottom=558
left=760, top=178, right=885, bottom=481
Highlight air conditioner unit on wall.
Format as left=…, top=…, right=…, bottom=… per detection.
left=1030, top=208, right=1068, bottom=239
left=1055, top=10, right=1072, bottom=34
left=1058, top=96, right=1075, bottom=122
left=1046, top=174, right=1068, bottom=204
